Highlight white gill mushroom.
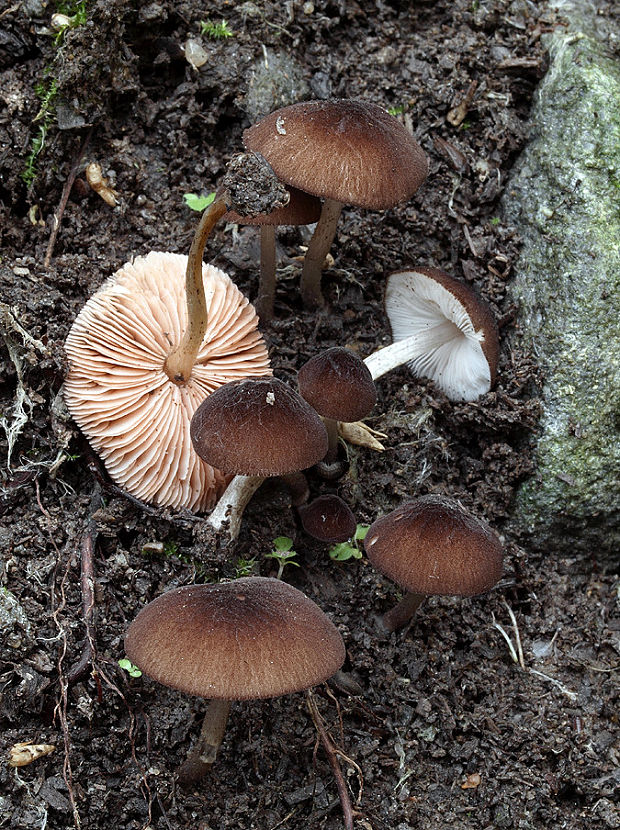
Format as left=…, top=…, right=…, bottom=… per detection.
left=364, top=267, right=499, bottom=402
left=64, top=251, right=270, bottom=511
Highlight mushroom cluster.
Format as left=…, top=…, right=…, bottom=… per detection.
left=59, top=97, right=508, bottom=808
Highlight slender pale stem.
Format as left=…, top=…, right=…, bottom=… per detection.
left=255, top=224, right=277, bottom=322
left=300, top=198, right=343, bottom=309
left=381, top=592, right=426, bottom=633
left=363, top=334, right=430, bottom=381
left=164, top=192, right=228, bottom=383
left=207, top=474, right=265, bottom=540
left=177, top=698, right=232, bottom=786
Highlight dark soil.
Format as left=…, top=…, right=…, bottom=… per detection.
left=1, top=1, right=618, bottom=829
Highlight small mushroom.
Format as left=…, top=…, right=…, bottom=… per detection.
left=364, top=495, right=504, bottom=632
left=364, top=267, right=499, bottom=402
left=124, top=576, right=345, bottom=784
left=298, top=347, right=376, bottom=477
left=298, top=494, right=357, bottom=544
left=190, top=376, right=328, bottom=539
left=225, top=186, right=321, bottom=322
left=244, top=99, right=428, bottom=308
left=64, top=252, right=270, bottom=510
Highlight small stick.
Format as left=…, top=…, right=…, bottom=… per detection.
left=44, top=128, right=93, bottom=268
left=307, top=690, right=355, bottom=830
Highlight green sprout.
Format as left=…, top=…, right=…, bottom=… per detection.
left=53, top=0, right=88, bottom=43
left=265, top=537, right=300, bottom=580
left=118, top=658, right=142, bottom=678
left=328, top=524, right=369, bottom=562
left=235, top=556, right=258, bottom=578
left=387, top=104, right=406, bottom=116
left=199, top=19, right=234, bottom=39
left=490, top=216, right=501, bottom=226
left=183, top=192, right=216, bottom=212
left=21, top=79, right=59, bottom=187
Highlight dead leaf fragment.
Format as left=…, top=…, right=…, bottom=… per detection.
left=461, top=772, right=481, bottom=789
left=338, top=420, right=386, bottom=451
left=8, top=741, right=55, bottom=767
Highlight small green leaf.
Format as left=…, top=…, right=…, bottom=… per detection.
left=273, top=536, right=294, bottom=552
left=118, top=658, right=142, bottom=678
left=354, top=524, right=370, bottom=541
left=183, top=192, right=216, bottom=211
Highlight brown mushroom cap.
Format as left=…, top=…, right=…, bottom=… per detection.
left=243, top=99, right=428, bottom=210
left=364, top=495, right=503, bottom=596
left=224, top=186, right=321, bottom=226
left=64, top=251, right=270, bottom=511
left=385, top=267, right=499, bottom=401
left=298, top=494, right=357, bottom=543
left=298, top=347, right=377, bottom=422
left=190, top=376, right=328, bottom=476
left=124, top=577, right=345, bottom=699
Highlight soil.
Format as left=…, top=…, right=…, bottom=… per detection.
left=1, top=1, right=618, bottom=829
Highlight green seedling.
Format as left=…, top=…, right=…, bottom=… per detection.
left=183, top=192, right=216, bottom=212
left=52, top=0, right=88, bottom=43
left=235, top=556, right=258, bottom=578
left=329, top=524, right=369, bottom=562
left=118, top=658, right=142, bottom=678
left=21, top=79, right=59, bottom=187
left=265, top=536, right=300, bottom=580
left=490, top=216, right=501, bottom=226
left=199, top=18, right=234, bottom=39
left=387, top=104, right=406, bottom=116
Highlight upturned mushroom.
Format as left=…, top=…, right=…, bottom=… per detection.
left=190, top=376, right=328, bottom=539
left=364, top=494, right=504, bottom=632
left=124, top=576, right=345, bottom=784
left=225, top=186, right=321, bottom=322
left=64, top=252, right=270, bottom=510
left=364, top=267, right=499, bottom=402
left=244, top=99, right=428, bottom=308
left=297, top=347, right=377, bottom=477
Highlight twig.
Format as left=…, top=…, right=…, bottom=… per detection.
left=44, top=128, right=93, bottom=269
left=307, top=689, right=355, bottom=830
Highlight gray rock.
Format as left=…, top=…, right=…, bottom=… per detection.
left=503, top=3, right=620, bottom=563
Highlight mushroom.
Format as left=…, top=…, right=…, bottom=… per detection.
left=364, top=267, right=499, bottom=402
left=124, top=576, right=345, bottom=784
left=364, top=494, right=504, bottom=632
left=190, top=376, right=328, bottom=539
left=297, top=494, right=357, bottom=544
left=297, top=347, right=377, bottom=477
left=64, top=251, right=270, bottom=510
left=225, top=186, right=321, bottom=322
left=244, top=99, right=428, bottom=308
left=64, top=153, right=288, bottom=510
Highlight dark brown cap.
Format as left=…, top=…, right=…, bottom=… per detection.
left=224, top=186, right=321, bottom=226
left=190, top=376, right=328, bottom=476
left=298, top=495, right=357, bottom=543
left=298, top=347, right=377, bottom=422
left=243, top=99, right=428, bottom=210
left=124, top=577, right=345, bottom=699
left=385, top=267, right=499, bottom=401
left=364, top=495, right=503, bottom=596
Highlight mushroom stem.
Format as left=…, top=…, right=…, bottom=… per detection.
left=363, top=332, right=442, bottom=381
left=177, top=698, right=232, bottom=785
left=300, top=197, right=343, bottom=309
left=164, top=190, right=228, bottom=384
left=255, top=224, right=277, bottom=322
left=280, top=470, right=309, bottom=507
left=322, top=417, right=340, bottom=463
left=207, top=474, right=266, bottom=540
left=381, top=592, right=426, bottom=633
